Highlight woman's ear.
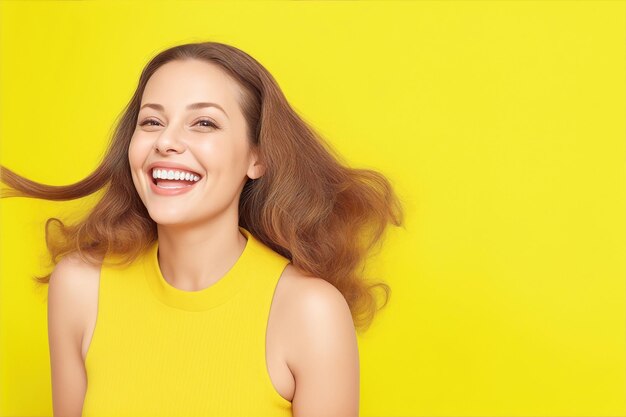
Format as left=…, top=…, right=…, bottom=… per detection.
left=247, top=151, right=265, bottom=180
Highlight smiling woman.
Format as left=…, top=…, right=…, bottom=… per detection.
left=0, top=41, right=405, bottom=417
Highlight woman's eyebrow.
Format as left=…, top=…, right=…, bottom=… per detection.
left=139, top=102, right=229, bottom=119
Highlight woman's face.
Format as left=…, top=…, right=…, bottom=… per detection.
left=128, top=59, right=262, bottom=227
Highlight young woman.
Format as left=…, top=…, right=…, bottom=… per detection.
left=1, top=41, right=404, bottom=417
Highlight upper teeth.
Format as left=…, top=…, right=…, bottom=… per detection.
left=152, top=169, right=200, bottom=181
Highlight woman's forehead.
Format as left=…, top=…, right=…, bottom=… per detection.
left=142, top=60, right=241, bottom=114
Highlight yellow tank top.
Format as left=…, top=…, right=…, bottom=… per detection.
left=81, top=226, right=293, bottom=416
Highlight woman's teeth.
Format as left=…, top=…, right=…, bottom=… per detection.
left=151, top=169, right=201, bottom=189
left=152, top=169, right=201, bottom=181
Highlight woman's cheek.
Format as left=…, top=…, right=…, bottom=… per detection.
left=127, top=138, right=146, bottom=169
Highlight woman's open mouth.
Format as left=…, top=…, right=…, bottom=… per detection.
left=148, top=169, right=202, bottom=196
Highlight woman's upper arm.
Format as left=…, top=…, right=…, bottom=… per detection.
left=47, top=254, right=95, bottom=417
left=286, top=278, right=360, bottom=417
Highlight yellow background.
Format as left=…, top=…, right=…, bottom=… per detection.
left=1, top=1, right=624, bottom=416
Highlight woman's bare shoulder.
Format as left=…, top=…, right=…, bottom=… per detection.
left=278, top=263, right=346, bottom=302
left=277, top=263, right=354, bottom=342
left=48, top=252, right=103, bottom=340
left=274, top=263, right=359, bottom=413
left=49, top=252, right=103, bottom=289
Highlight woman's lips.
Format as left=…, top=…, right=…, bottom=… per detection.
left=148, top=172, right=200, bottom=196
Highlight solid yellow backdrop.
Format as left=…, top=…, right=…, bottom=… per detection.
left=1, top=1, right=624, bottom=416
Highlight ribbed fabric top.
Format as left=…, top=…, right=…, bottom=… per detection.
left=81, top=226, right=293, bottom=416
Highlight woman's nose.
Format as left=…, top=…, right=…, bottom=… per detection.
left=154, top=127, right=186, bottom=154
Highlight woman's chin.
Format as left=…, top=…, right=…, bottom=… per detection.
left=148, top=210, right=190, bottom=226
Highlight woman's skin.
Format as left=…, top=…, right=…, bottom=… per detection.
left=48, top=59, right=360, bottom=416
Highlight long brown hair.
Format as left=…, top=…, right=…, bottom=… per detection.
left=0, top=41, right=405, bottom=333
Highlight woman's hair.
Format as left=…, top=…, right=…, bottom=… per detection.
left=0, top=41, right=405, bottom=333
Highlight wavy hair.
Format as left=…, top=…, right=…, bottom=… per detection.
left=0, top=41, right=405, bottom=333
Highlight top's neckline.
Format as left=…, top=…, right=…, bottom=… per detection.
left=142, top=226, right=256, bottom=312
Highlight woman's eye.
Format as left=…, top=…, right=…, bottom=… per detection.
left=139, top=119, right=160, bottom=127
left=138, top=119, right=217, bottom=129
left=196, top=119, right=217, bottom=129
